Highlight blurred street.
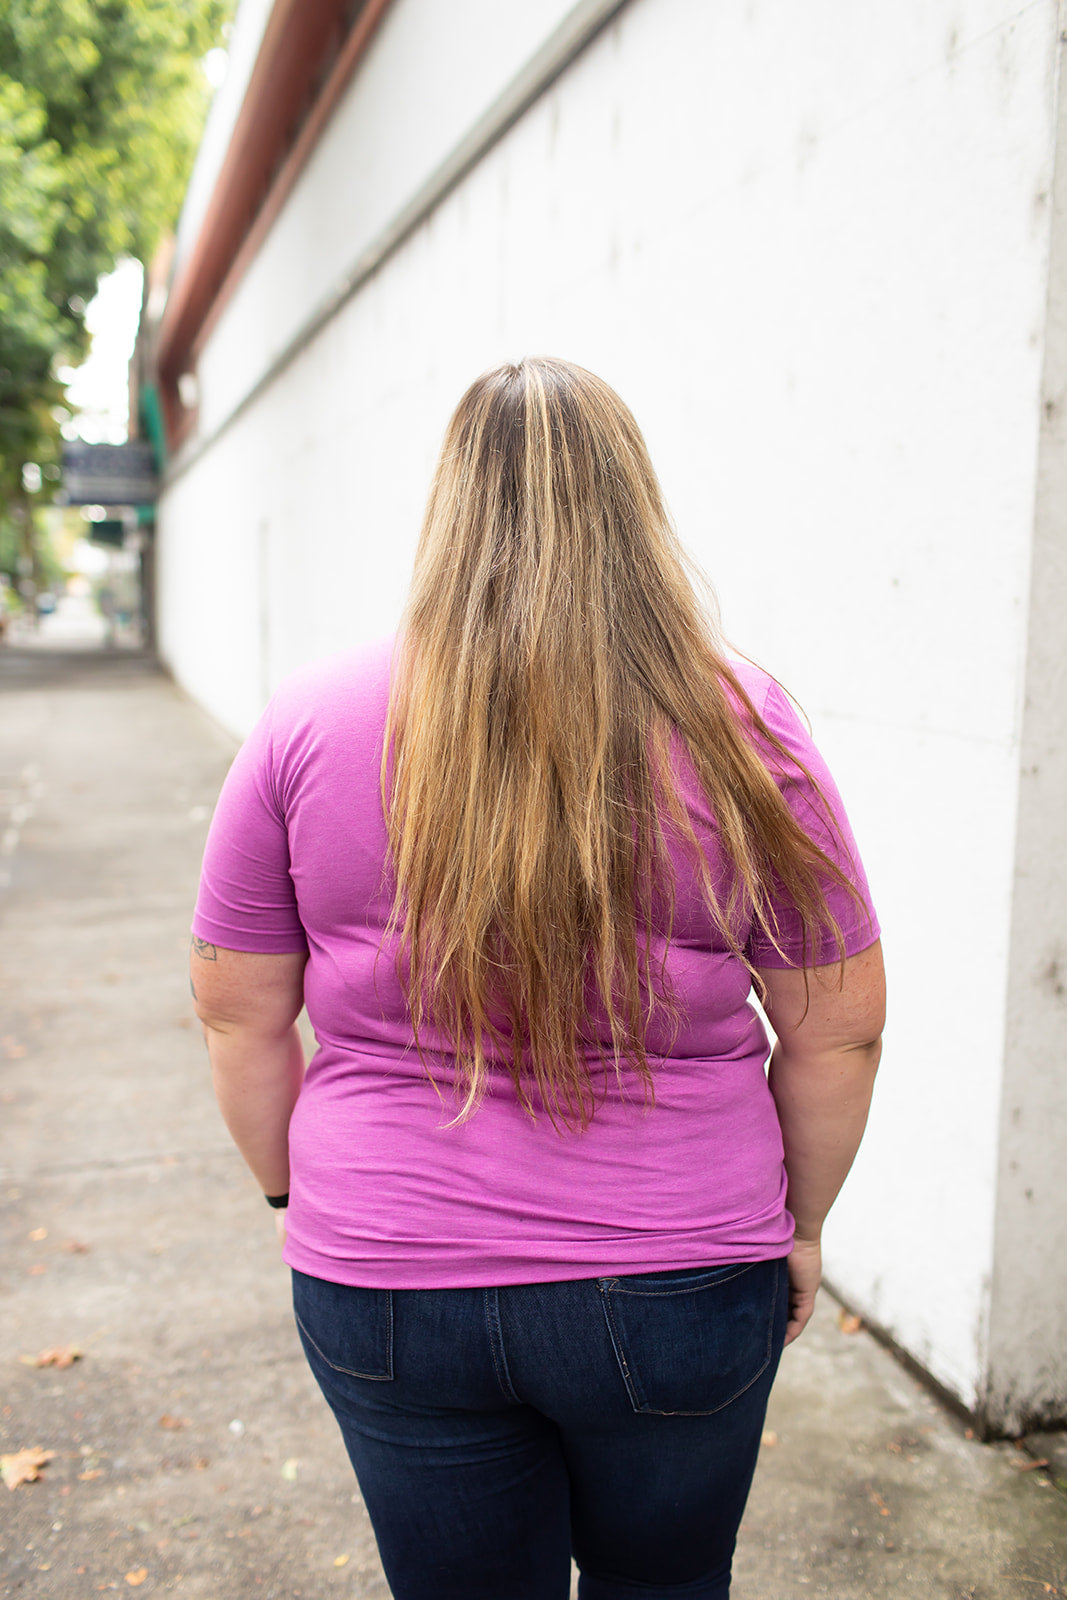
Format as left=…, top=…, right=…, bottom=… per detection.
left=3, top=592, right=141, bottom=654
left=1, top=645, right=1064, bottom=1600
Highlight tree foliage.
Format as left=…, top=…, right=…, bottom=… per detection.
left=0, top=0, right=231, bottom=564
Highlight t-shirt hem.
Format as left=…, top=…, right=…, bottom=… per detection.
left=190, top=915, right=308, bottom=955
left=747, top=913, right=881, bottom=969
left=282, top=1232, right=795, bottom=1290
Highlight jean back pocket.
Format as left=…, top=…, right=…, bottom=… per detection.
left=292, top=1269, right=394, bottom=1381
left=598, top=1259, right=783, bottom=1416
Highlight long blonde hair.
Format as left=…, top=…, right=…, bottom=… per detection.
left=384, top=357, right=858, bottom=1128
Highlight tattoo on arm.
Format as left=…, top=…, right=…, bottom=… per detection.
left=190, top=937, right=216, bottom=1002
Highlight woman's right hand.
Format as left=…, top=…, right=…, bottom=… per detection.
left=784, top=1235, right=822, bottom=1345
left=759, top=942, right=884, bottom=1349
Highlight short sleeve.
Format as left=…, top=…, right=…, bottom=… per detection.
left=744, top=680, right=879, bottom=968
left=192, top=703, right=308, bottom=954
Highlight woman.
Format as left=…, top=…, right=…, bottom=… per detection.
left=191, top=357, right=884, bottom=1600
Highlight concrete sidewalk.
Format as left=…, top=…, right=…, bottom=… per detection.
left=1, top=647, right=1064, bottom=1600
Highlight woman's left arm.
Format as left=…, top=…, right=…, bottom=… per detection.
left=190, top=938, right=308, bottom=1197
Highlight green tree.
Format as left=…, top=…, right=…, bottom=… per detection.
left=0, top=0, right=231, bottom=579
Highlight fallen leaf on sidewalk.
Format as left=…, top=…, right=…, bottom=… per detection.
left=28, top=1227, right=47, bottom=1241
left=63, top=1239, right=91, bottom=1254
left=280, top=1458, right=299, bottom=1481
left=28, top=1264, right=47, bottom=1276
left=2, top=1036, right=27, bottom=1059
left=837, top=1310, right=863, bottom=1335
left=867, top=1488, right=890, bottom=1517
left=1, top=1447, right=56, bottom=1488
left=1010, top=1457, right=1049, bottom=1472
left=158, top=1414, right=188, bottom=1430
left=21, top=1345, right=82, bottom=1368
left=760, top=1430, right=778, bottom=1447
left=124, top=1570, right=148, bottom=1587
left=334, top=1553, right=350, bottom=1567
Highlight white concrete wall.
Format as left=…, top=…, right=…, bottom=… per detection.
left=193, top=0, right=583, bottom=436
left=157, top=0, right=1066, bottom=1425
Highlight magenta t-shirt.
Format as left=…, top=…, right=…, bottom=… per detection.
left=193, top=635, right=879, bottom=1288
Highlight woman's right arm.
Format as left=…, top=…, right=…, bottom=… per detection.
left=758, top=939, right=885, bottom=1345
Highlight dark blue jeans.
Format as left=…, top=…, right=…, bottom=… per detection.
left=293, top=1258, right=788, bottom=1599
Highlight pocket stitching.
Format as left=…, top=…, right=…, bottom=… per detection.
left=599, top=1260, right=779, bottom=1416
left=293, top=1298, right=394, bottom=1382
left=600, top=1262, right=755, bottom=1298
